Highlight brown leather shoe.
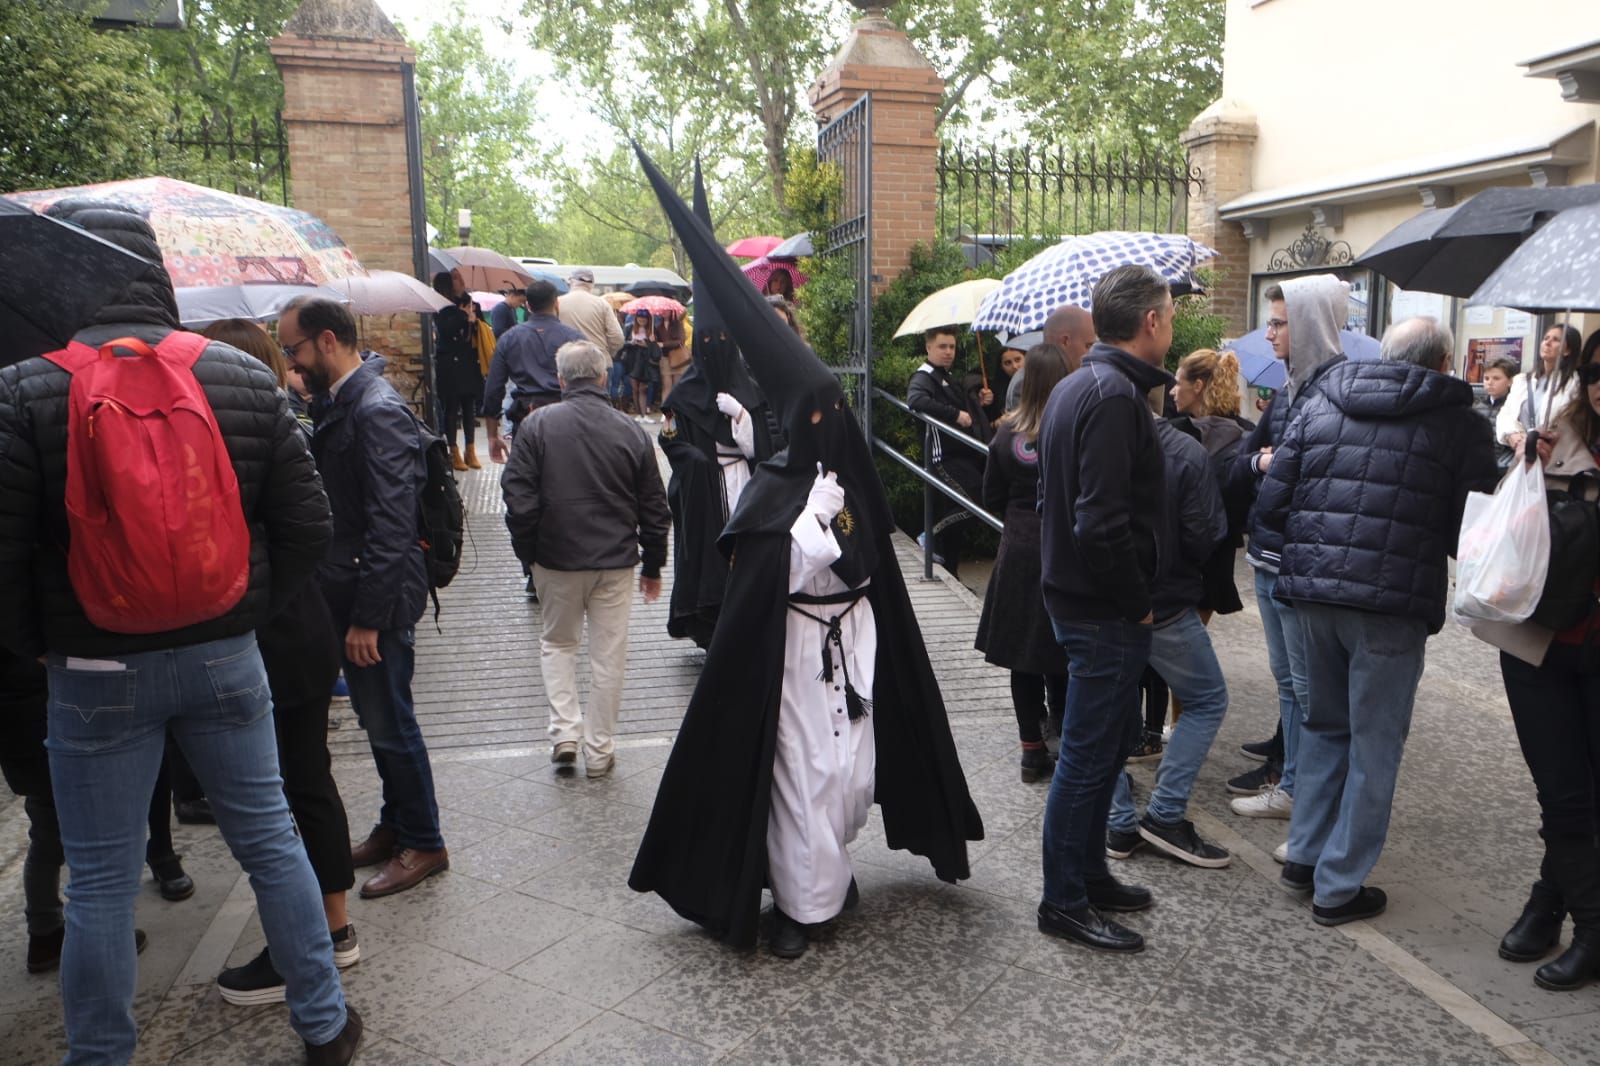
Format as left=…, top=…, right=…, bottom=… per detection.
left=305, top=1004, right=363, bottom=1066
left=350, top=824, right=397, bottom=868
left=359, top=847, right=449, bottom=899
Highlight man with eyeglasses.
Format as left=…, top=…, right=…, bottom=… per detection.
left=278, top=296, right=449, bottom=902
left=1227, top=277, right=1351, bottom=840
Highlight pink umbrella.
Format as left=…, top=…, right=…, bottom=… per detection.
left=620, top=295, right=686, bottom=317
left=469, top=290, right=505, bottom=310
left=741, top=257, right=807, bottom=296
left=725, top=235, right=782, bottom=259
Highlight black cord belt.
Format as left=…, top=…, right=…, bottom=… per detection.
left=788, top=586, right=871, bottom=720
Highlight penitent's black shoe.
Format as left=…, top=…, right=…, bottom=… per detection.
left=768, top=907, right=808, bottom=959
left=1037, top=901, right=1144, bottom=953
left=1500, top=883, right=1565, bottom=962
left=1085, top=876, right=1153, bottom=913
left=1313, top=886, right=1387, bottom=926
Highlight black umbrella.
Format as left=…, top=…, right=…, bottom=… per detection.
left=1355, top=184, right=1600, bottom=297
left=1471, top=199, right=1600, bottom=313
left=623, top=278, right=692, bottom=300
left=0, top=198, right=157, bottom=366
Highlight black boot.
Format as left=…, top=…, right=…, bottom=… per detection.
left=1535, top=928, right=1600, bottom=991
left=1499, top=880, right=1565, bottom=962
left=1020, top=744, right=1056, bottom=784
left=768, top=906, right=808, bottom=959
left=149, top=853, right=195, bottom=902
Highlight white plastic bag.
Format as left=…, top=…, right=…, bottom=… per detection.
left=1453, top=458, right=1550, bottom=625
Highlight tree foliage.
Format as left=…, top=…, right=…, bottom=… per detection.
left=406, top=16, right=552, bottom=257
left=0, top=1, right=169, bottom=192
left=130, top=0, right=296, bottom=126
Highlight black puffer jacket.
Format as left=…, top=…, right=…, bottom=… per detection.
left=0, top=323, right=332, bottom=658
left=1254, top=360, right=1499, bottom=633
left=308, top=355, right=429, bottom=633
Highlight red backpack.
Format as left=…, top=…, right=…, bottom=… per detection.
left=42, top=333, right=251, bottom=634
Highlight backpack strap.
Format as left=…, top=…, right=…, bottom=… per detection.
left=39, top=341, right=103, bottom=375
left=152, top=330, right=212, bottom=369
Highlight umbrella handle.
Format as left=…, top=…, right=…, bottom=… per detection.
left=977, top=332, right=988, bottom=391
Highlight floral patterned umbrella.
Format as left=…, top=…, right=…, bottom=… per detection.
left=4, top=176, right=366, bottom=287
left=620, top=295, right=686, bottom=317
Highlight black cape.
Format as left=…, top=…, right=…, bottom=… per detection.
left=628, top=462, right=984, bottom=948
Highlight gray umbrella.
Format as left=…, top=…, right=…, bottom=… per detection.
left=769, top=231, right=814, bottom=259
left=1469, top=200, right=1600, bottom=313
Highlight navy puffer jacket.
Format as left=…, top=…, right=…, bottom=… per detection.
left=1253, top=360, right=1499, bottom=633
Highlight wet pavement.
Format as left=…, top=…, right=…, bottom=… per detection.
left=2, top=451, right=1596, bottom=1065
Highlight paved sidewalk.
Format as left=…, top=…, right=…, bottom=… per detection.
left=2, top=454, right=1597, bottom=1065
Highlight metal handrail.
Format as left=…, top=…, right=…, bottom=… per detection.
left=870, top=387, right=1003, bottom=579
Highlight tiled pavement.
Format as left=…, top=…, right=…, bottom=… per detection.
left=2, top=450, right=1598, bottom=1065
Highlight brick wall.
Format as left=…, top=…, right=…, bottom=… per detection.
left=810, top=20, right=945, bottom=297
left=270, top=33, right=424, bottom=400
left=1181, top=108, right=1260, bottom=337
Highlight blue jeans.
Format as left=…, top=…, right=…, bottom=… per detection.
left=342, top=626, right=444, bottom=850
left=1109, top=608, right=1230, bottom=831
left=1255, top=568, right=1309, bottom=794
left=46, top=633, right=345, bottom=1064
left=1041, top=617, right=1151, bottom=910
left=1285, top=602, right=1428, bottom=908
left=607, top=359, right=628, bottom=401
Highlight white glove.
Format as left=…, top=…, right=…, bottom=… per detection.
left=807, top=465, right=845, bottom=523
left=715, top=392, right=745, bottom=422
left=730, top=404, right=755, bottom=459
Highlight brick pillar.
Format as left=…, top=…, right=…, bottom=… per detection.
left=271, top=0, right=422, bottom=398
left=1180, top=102, right=1259, bottom=337
left=809, top=7, right=945, bottom=295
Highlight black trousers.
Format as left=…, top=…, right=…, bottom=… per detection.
left=1500, top=644, right=1600, bottom=929
left=440, top=392, right=478, bottom=451
left=1011, top=673, right=1067, bottom=743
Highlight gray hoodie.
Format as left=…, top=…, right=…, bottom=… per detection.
left=1281, top=274, right=1349, bottom=399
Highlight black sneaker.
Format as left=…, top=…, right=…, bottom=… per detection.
left=218, top=947, right=286, bottom=1006
left=1281, top=862, right=1314, bottom=893
left=1136, top=815, right=1232, bottom=869
left=1126, top=730, right=1164, bottom=765
left=1239, top=736, right=1278, bottom=763
left=1313, top=886, right=1387, bottom=926
left=331, top=923, right=360, bottom=969
left=1105, top=828, right=1144, bottom=860
left=1226, top=762, right=1281, bottom=796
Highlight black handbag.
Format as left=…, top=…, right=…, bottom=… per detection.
left=1531, top=469, right=1600, bottom=630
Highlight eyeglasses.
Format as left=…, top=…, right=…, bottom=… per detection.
left=1265, top=318, right=1289, bottom=332
left=281, top=337, right=312, bottom=362
left=1578, top=364, right=1600, bottom=386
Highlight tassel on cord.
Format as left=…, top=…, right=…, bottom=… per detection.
left=798, top=607, right=870, bottom=721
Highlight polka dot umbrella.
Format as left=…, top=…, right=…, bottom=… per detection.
left=971, top=231, right=1218, bottom=336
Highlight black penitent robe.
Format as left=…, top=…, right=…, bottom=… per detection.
left=659, top=360, right=775, bottom=647
left=628, top=470, right=985, bottom=949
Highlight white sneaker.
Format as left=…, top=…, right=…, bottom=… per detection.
left=1230, top=784, right=1293, bottom=819
left=1272, top=840, right=1288, bottom=865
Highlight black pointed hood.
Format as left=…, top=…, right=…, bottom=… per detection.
left=637, top=142, right=883, bottom=585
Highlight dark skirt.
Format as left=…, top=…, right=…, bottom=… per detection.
left=975, top=504, right=1069, bottom=675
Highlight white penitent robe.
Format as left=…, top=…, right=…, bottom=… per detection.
left=767, top=512, right=877, bottom=924
left=716, top=410, right=755, bottom=517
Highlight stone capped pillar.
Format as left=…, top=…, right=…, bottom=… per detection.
left=809, top=5, right=945, bottom=294
left=271, top=0, right=422, bottom=394
left=1180, top=100, right=1259, bottom=337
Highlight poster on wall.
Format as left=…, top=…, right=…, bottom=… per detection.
left=1465, top=337, right=1523, bottom=384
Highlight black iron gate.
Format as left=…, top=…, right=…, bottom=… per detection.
left=816, top=94, right=872, bottom=439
